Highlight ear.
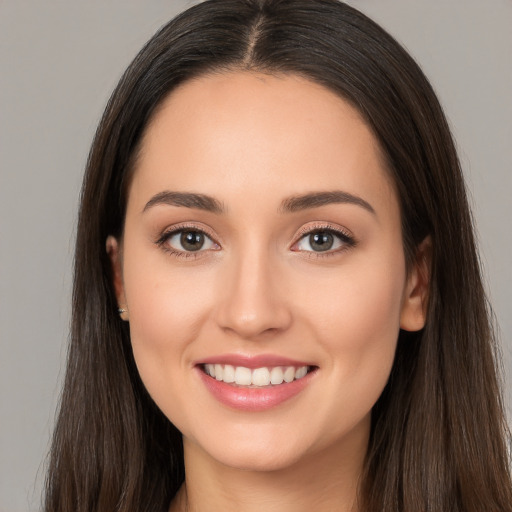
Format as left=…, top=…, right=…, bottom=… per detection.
left=106, top=235, right=129, bottom=321
left=400, top=236, right=432, bottom=332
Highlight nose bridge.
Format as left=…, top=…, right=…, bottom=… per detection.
left=215, top=238, right=291, bottom=339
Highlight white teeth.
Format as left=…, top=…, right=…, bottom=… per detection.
left=223, top=364, right=235, bottom=383
left=214, top=364, right=223, bottom=381
left=284, top=366, right=295, bottom=383
left=234, top=366, right=252, bottom=385
left=204, top=364, right=310, bottom=387
left=252, top=367, right=270, bottom=386
left=270, top=367, right=284, bottom=385
left=295, top=366, right=307, bottom=379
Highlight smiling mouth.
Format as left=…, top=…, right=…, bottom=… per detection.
left=201, top=364, right=316, bottom=387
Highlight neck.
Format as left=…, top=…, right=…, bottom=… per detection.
left=170, top=424, right=368, bottom=512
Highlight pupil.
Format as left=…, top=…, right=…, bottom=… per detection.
left=310, top=232, right=333, bottom=252
left=181, top=231, right=204, bottom=251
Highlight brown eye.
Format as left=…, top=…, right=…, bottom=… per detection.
left=163, top=229, right=217, bottom=253
left=180, top=231, right=205, bottom=251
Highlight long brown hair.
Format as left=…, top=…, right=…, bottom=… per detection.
left=44, top=1, right=512, bottom=510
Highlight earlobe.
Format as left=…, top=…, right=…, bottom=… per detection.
left=106, top=235, right=129, bottom=321
left=400, top=236, right=432, bottom=332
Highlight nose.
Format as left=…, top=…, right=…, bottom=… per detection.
left=214, top=247, right=292, bottom=340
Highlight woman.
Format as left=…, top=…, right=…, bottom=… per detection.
left=44, top=0, right=512, bottom=511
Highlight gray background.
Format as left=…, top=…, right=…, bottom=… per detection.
left=1, top=1, right=510, bottom=510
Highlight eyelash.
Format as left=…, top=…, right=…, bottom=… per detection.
left=292, top=223, right=357, bottom=258
left=155, top=222, right=357, bottom=260
left=156, top=223, right=219, bottom=260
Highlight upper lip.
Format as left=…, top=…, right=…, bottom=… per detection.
left=194, top=353, right=315, bottom=369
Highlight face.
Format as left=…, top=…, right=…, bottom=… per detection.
left=108, top=71, right=427, bottom=472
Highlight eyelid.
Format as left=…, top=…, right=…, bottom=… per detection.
left=290, top=222, right=357, bottom=253
left=294, top=221, right=353, bottom=239
left=155, top=222, right=221, bottom=256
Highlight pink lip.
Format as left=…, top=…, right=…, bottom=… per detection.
left=195, top=365, right=317, bottom=412
left=195, top=353, right=313, bottom=369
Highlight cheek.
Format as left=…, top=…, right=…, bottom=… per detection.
left=333, top=240, right=404, bottom=331
left=122, top=251, right=215, bottom=402
left=302, top=249, right=406, bottom=415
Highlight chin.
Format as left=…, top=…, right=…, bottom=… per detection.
left=184, top=423, right=315, bottom=472
left=208, top=442, right=307, bottom=472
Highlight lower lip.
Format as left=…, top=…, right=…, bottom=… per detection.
left=197, top=367, right=316, bottom=412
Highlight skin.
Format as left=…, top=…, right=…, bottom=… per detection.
left=107, top=71, right=429, bottom=512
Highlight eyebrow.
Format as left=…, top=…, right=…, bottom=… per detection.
left=280, top=191, right=376, bottom=215
left=143, top=191, right=225, bottom=214
left=142, top=189, right=375, bottom=216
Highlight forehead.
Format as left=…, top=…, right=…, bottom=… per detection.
left=128, top=71, right=397, bottom=218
